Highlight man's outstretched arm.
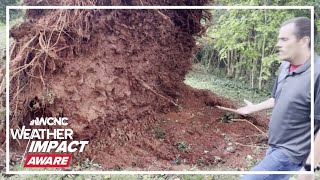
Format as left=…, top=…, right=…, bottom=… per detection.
left=235, top=98, right=275, bottom=115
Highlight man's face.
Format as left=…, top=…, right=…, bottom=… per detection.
left=276, top=23, right=304, bottom=62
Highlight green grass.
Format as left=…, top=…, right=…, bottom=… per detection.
left=0, top=23, right=5, bottom=34
left=175, top=141, right=191, bottom=153
left=0, top=22, right=5, bottom=63
left=184, top=64, right=271, bottom=106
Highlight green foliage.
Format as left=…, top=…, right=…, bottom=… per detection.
left=0, top=0, right=20, bottom=23
left=175, top=141, right=191, bottom=152
left=171, top=154, right=184, bottom=165
left=261, top=54, right=280, bottom=81
left=216, top=113, right=235, bottom=123
left=185, top=64, right=271, bottom=104
left=200, top=8, right=296, bottom=89
left=197, top=0, right=320, bottom=90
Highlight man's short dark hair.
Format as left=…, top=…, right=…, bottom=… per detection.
left=281, top=17, right=317, bottom=47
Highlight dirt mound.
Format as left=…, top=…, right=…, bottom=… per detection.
left=84, top=86, right=268, bottom=170
left=8, top=0, right=210, bottom=134
left=0, top=0, right=270, bottom=170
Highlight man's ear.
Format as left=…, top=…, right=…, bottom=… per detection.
left=301, top=36, right=311, bottom=47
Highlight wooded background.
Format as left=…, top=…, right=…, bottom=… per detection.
left=196, top=0, right=320, bottom=91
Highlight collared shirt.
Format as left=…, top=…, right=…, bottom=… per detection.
left=269, top=54, right=320, bottom=164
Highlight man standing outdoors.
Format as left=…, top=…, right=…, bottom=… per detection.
left=238, top=17, right=319, bottom=180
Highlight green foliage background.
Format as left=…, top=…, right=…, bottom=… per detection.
left=0, top=0, right=21, bottom=23
left=196, top=0, right=320, bottom=91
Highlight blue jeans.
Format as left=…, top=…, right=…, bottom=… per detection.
left=241, top=147, right=302, bottom=180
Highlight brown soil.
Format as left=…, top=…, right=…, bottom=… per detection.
left=0, top=0, right=269, bottom=171
left=83, top=86, right=269, bottom=170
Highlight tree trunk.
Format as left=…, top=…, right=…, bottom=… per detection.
left=230, top=50, right=234, bottom=77
left=235, top=53, right=241, bottom=79
left=207, top=51, right=214, bottom=70
left=227, top=50, right=231, bottom=77
left=251, top=62, right=254, bottom=89
left=258, top=9, right=267, bottom=90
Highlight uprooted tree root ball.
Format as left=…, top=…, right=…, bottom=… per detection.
left=0, top=0, right=269, bottom=170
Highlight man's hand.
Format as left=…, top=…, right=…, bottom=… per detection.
left=236, top=99, right=255, bottom=115
left=217, top=98, right=274, bottom=115
left=297, top=129, right=320, bottom=180
left=298, top=167, right=314, bottom=180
